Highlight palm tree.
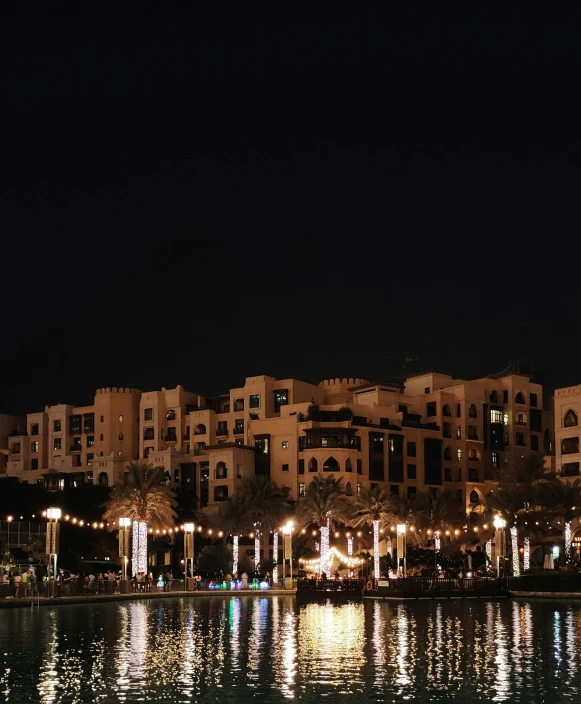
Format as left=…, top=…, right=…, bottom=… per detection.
left=544, top=478, right=581, bottom=564
left=486, top=483, right=527, bottom=576
left=103, top=462, right=177, bottom=576
left=296, top=475, right=353, bottom=575
left=216, top=494, right=252, bottom=574
left=415, top=489, right=465, bottom=570
left=352, top=485, right=393, bottom=579
left=238, top=476, right=291, bottom=574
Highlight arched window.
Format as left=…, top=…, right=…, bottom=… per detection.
left=118, top=415, right=124, bottom=423
left=323, top=456, right=340, bottom=472
left=444, top=446, right=452, bottom=461
left=442, top=404, right=452, bottom=417
left=468, top=404, right=477, bottom=418
left=562, top=437, right=579, bottom=455
left=196, top=441, right=206, bottom=451
left=443, top=422, right=451, bottom=438
left=100, top=433, right=104, bottom=441
left=469, top=490, right=480, bottom=504
left=543, top=428, right=554, bottom=455
left=118, top=433, right=124, bottom=441
left=308, top=458, right=318, bottom=473
left=515, top=392, right=526, bottom=404
left=468, top=448, right=479, bottom=460
left=98, top=472, right=108, bottom=487
left=100, top=415, right=104, bottom=423
left=489, top=391, right=499, bottom=403
left=345, top=458, right=353, bottom=473
left=99, top=451, right=104, bottom=457
left=144, top=427, right=155, bottom=440
left=564, top=409, right=578, bottom=428
left=216, top=461, right=227, bottom=479
left=194, top=424, right=206, bottom=435
left=166, top=410, right=176, bottom=421
left=345, top=481, right=353, bottom=496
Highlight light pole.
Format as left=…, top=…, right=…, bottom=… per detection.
left=347, top=532, right=354, bottom=577
left=493, top=515, right=507, bottom=578
left=119, top=518, right=131, bottom=581
left=397, top=524, right=407, bottom=578
left=46, top=508, right=61, bottom=589
left=282, top=521, right=293, bottom=588
left=184, top=522, right=195, bottom=588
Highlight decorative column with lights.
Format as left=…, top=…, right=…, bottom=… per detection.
left=510, top=524, right=520, bottom=576
left=347, top=533, right=354, bottom=577
left=493, top=515, right=507, bottom=578
left=372, top=519, right=380, bottom=580
left=565, top=522, right=572, bottom=564
left=272, top=530, right=279, bottom=583
left=523, top=536, right=530, bottom=571
left=132, top=520, right=148, bottom=577
left=486, top=539, right=492, bottom=563
left=232, top=533, right=239, bottom=576
left=254, top=523, right=261, bottom=574
left=397, top=524, right=407, bottom=578
left=283, top=521, right=293, bottom=588
left=46, top=508, right=61, bottom=587
left=184, top=522, right=195, bottom=587
left=320, top=518, right=330, bottom=576
left=118, top=517, right=131, bottom=583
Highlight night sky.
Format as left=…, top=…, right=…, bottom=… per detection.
left=2, top=3, right=580, bottom=415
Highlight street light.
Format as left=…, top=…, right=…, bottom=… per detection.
left=493, top=515, right=507, bottom=578
left=118, top=518, right=131, bottom=581
left=183, top=523, right=195, bottom=587
left=46, top=508, right=61, bottom=587
left=397, top=524, right=407, bottom=578
left=282, top=521, right=294, bottom=588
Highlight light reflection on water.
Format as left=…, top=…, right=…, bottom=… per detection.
left=2, top=597, right=581, bottom=702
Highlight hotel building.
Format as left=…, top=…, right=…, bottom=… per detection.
left=1, top=370, right=554, bottom=517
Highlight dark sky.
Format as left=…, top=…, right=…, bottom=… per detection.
left=1, top=2, right=580, bottom=414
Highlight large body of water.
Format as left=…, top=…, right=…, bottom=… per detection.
left=1, top=595, right=580, bottom=702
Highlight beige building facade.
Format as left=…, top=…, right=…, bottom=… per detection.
left=1, top=371, right=554, bottom=519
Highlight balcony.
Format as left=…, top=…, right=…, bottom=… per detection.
left=234, top=402, right=244, bottom=412
left=515, top=420, right=527, bottom=427
left=233, top=426, right=244, bottom=435
left=70, top=445, right=82, bottom=453
left=216, top=428, right=228, bottom=437
left=467, top=433, right=479, bottom=441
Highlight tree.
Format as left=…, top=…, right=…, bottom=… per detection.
left=544, top=478, right=581, bottom=564
left=486, top=483, right=527, bottom=575
left=103, top=462, right=177, bottom=575
left=238, top=476, right=291, bottom=574
left=387, top=494, right=425, bottom=546
left=415, top=489, right=465, bottom=570
left=216, top=494, right=252, bottom=574
left=352, top=485, right=393, bottom=578
left=296, top=475, right=353, bottom=574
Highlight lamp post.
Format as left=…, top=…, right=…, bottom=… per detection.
left=397, top=524, right=407, bottom=578
left=46, top=508, right=61, bottom=589
left=118, top=518, right=131, bottom=581
left=282, top=521, right=293, bottom=588
left=184, top=522, right=195, bottom=588
left=493, top=515, right=507, bottom=578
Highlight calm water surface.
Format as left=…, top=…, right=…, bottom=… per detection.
left=1, top=596, right=580, bottom=703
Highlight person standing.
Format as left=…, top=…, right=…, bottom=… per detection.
left=241, top=571, right=248, bottom=589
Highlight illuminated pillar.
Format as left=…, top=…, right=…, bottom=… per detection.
left=320, top=522, right=330, bottom=575
left=254, top=526, right=261, bottom=573
left=232, top=534, right=239, bottom=575
left=510, top=525, right=520, bottom=577
left=397, top=524, right=407, bottom=578
left=183, top=523, right=195, bottom=583
left=565, top=522, right=572, bottom=564
left=523, top=536, right=530, bottom=571
left=132, top=521, right=148, bottom=576
left=119, top=517, right=131, bottom=580
left=347, top=534, right=354, bottom=577
left=272, top=530, right=279, bottom=582
left=46, top=508, right=61, bottom=581
left=373, top=519, right=380, bottom=580
left=434, top=531, right=441, bottom=553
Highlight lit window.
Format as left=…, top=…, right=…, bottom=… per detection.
left=456, top=427, right=462, bottom=439
left=299, top=482, right=305, bottom=497
left=457, top=448, right=462, bottom=461
left=490, top=409, right=503, bottom=424
left=357, top=482, right=362, bottom=497
left=87, top=436, right=95, bottom=447
left=492, top=451, right=500, bottom=469
left=503, top=412, right=509, bottom=426
left=249, top=394, right=260, bottom=409
left=118, top=415, right=124, bottom=423
left=53, top=438, right=62, bottom=451
left=30, top=441, right=39, bottom=453
left=282, top=441, right=289, bottom=449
